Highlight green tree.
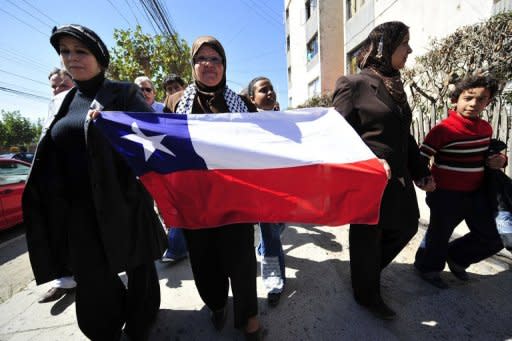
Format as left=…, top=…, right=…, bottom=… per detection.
left=108, top=25, right=191, bottom=101
left=296, top=93, right=332, bottom=108
left=0, top=110, right=40, bottom=149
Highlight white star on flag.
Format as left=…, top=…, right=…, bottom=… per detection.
left=122, top=121, right=175, bottom=161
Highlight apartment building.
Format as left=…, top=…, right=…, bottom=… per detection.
left=285, top=0, right=344, bottom=108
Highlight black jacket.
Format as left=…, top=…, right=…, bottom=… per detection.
left=332, top=70, right=430, bottom=228
left=23, top=79, right=167, bottom=284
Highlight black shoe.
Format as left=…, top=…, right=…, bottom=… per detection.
left=447, top=258, right=469, bottom=281
left=267, top=292, right=281, bottom=307
left=355, top=297, right=396, bottom=320
left=210, top=306, right=228, bottom=331
left=416, top=270, right=449, bottom=289
left=38, top=287, right=75, bottom=303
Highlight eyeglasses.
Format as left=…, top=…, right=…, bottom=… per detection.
left=140, top=87, right=153, bottom=93
left=194, top=56, right=223, bottom=65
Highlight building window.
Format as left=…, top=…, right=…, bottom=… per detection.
left=347, top=44, right=363, bottom=75
left=305, top=0, right=317, bottom=20
left=308, top=78, right=320, bottom=98
left=286, top=7, right=289, bottom=20
left=288, top=66, right=292, bottom=85
left=306, top=34, right=318, bottom=62
left=347, top=0, right=365, bottom=19
left=287, top=35, right=290, bottom=51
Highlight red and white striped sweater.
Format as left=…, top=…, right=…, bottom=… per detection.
left=420, top=110, right=492, bottom=191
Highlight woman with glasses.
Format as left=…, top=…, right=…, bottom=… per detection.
left=165, top=35, right=262, bottom=340
left=22, top=24, right=167, bottom=340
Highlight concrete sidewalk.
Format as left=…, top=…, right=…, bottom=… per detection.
left=0, top=190, right=511, bottom=340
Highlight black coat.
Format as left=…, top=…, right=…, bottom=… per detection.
left=332, top=69, right=430, bottom=228
left=23, top=79, right=167, bottom=284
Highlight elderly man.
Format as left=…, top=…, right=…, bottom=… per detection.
left=48, top=68, right=74, bottom=96
left=134, top=76, right=164, bottom=112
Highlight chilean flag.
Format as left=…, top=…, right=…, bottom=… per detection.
left=94, top=108, right=387, bottom=228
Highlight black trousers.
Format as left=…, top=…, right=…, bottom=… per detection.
left=68, top=198, right=160, bottom=341
left=415, top=189, right=503, bottom=273
left=349, top=178, right=419, bottom=304
left=184, top=224, right=257, bottom=329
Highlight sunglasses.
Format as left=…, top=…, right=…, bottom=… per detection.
left=140, top=87, right=153, bottom=93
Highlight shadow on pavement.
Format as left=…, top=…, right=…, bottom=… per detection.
left=50, top=292, right=76, bottom=316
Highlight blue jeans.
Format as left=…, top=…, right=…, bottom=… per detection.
left=257, top=223, right=285, bottom=294
left=496, top=210, right=512, bottom=250
left=164, top=228, right=188, bottom=259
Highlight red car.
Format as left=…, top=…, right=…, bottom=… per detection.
left=0, top=158, right=31, bottom=231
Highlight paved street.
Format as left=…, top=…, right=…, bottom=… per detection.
left=0, top=190, right=511, bottom=340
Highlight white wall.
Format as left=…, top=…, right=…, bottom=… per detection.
left=345, top=0, right=495, bottom=71
left=286, top=0, right=310, bottom=107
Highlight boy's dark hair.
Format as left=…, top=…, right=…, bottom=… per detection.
left=163, top=74, right=185, bottom=88
left=450, top=74, right=499, bottom=102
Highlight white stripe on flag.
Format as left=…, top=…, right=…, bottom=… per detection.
left=186, top=107, right=375, bottom=169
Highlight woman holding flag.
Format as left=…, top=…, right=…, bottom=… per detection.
left=165, top=36, right=262, bottom=340
left=332, top=21, right=435, bottom=320
left=22, top=24, right=167, bottom=340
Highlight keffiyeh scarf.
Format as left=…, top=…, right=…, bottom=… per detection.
left=176, top=84, right=248, bottom=114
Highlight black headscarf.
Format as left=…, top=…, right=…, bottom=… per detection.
left=356, top=21, right=410, bottom=104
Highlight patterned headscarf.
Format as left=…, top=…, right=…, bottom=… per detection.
left=175, top=35, right=248, bottom=114
left=357, top=21, right=410, bottom=104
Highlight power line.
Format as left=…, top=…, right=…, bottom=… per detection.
left=0, top=55, right=49, bottom=74
left=20, top=0, right=58, bottom=26
left=124, top=0, right=141, bottom=26
left=106, top=0, right=131, bottom=26
left=240, top=0, right=282, bottom=28
left=258, top=0, right=283, bottom=19
left=6, top=0, right=53, bottom=30
left=131, top=0, right=158, bottom=34
left=0, top=81, right=48, bottom=98
left=246, top=0, right=282, bottom=23
left=138, top=0, right=183, bottom=53
left=0, top=46, right=52, bottom=72
left=0, top=86, right=50, bottom=101
left=0, top=7, right=48, bottom=37
left=0, top=68, right=49, bottom=86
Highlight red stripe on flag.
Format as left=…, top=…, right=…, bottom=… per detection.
left=141, top=158, right=387, bottom=228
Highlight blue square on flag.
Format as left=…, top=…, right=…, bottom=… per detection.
left=95, top=112, right=206, bottom=176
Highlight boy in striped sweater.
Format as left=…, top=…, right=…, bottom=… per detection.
left=414, top=74, right=505, bottom=288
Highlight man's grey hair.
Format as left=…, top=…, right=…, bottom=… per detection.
left=134, top=76, right=154, bottom=88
